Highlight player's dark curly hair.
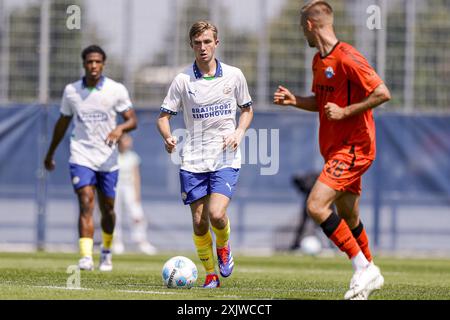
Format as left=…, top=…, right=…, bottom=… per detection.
left=81, top=45, right=107, bottom=62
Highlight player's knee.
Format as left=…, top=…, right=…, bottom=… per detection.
left=306, top=197, right=324, bottom=220
left=208, top=208, right=226, bottom=225
left=79, top=195, right=94, bottom=215
left=103, top=205, right=115, bottom=218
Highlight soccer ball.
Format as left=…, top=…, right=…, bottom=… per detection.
left=161, top=256, right=198, bottom=289
left=300, top=235, right=322, bottom=256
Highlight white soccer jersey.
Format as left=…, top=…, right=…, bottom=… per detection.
left=118, top=150, right=140, bottom=187
left=60, top=76, right=133, bottom=172
left=161, top=60, right=253, bottom=173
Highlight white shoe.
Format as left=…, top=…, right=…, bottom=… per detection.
left=345, top=263, right=383, bottom=300
left=350, top=291, right=368, bottom=300
left=367, top=271, right=384, bottom=297
left=99, top=248, right=113, bottom=272
left=78, top=256, right=94, bottom=271
left=138, top=241, right=158, bottom=255
left=350, top=272, right=384, bottom=300
left=352, top=262, right=385, bottom=300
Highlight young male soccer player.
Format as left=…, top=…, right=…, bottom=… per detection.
left=273, top=1, right=391, bottom=299
left=157, top=21, right=254, bottom=288
left=44, top=45, right=137, bottom=271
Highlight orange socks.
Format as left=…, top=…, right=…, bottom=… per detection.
left=351, top=222, right=373, bottom=262
left=329, top=220, right=361, bottom=258
left=320, top=213, right=360, bottom=259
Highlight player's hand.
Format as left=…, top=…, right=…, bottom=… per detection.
left=44, top=154, right=55, bottom=171
left=273, top=85, right=297, bottom=107
left=325, top=102, right=348, bottom=121
left=223, top=129, right=244, bottom=152
left=164, top=136, right=177, bottom=154
left=105, top=128, right=123, bottom=147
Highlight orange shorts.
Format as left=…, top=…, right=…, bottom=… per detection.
left=318, top=148, right=373, bottom=195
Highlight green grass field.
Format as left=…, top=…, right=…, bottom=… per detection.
left=0, top=252, right=449, bottom=300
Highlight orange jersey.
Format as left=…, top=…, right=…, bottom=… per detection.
left=312, top=42, right=383, bottom=160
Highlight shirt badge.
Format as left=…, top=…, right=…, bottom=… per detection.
left=325, top=66, right=335, bottom=79
left=223, top=85, right=232, bottom=95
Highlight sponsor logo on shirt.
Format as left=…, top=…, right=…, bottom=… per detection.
left=191, top=102, right=232, bottom=119
left=325, top=66, right=335, bottom=79
left=315, top=84, right=335, bottom=93
left=78, top=111, right=108, bottom=123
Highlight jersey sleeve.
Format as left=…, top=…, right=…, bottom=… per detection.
left=60, top=85, right=73, bottom=116
left=235, top=70, right=253, bottom=108
left=160, top=76, right=182, bottom=115
left=115, top=83, right=133, bottom=113
left=341, top=49, right=383, bottom=94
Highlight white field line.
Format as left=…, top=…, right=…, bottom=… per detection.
left=29, top=285, right=245, bottom=298
left=30, top=285, right=179, bottom=295
left=32, top=285, right=93, bottom=291
left=9, top=284, right=334, bottom=298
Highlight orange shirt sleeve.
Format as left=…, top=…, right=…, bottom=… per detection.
left=341, top=48, right=383, bottom=95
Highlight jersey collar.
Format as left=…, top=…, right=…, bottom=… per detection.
left=82, top=75, right=105, bottom=90
left=320, top=41, right=341, bottom=59
left=193, top=59, right=223, bottom=79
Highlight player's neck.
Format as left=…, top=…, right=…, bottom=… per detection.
left=84, top=75, right=102, bottom=88
left=196, top=58, right=217, bottom=77
left=316, top=33, right=339, bottom=58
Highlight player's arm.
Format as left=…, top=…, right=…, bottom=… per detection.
left=224, top=106, right=254, bottom=151
left=273, top=85, right=318, bottom=112
left=156, top=112, right=177, bottom=154
left=44, top=114, right=72, bottom=171
left=106, top=109, right=138, bottom=147
left=324, top=83, right=391, bottom=121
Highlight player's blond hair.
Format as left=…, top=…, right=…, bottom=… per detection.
left=189, top=20, right=218, bottom=42
left=301, top=0, right=334, bottom=27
